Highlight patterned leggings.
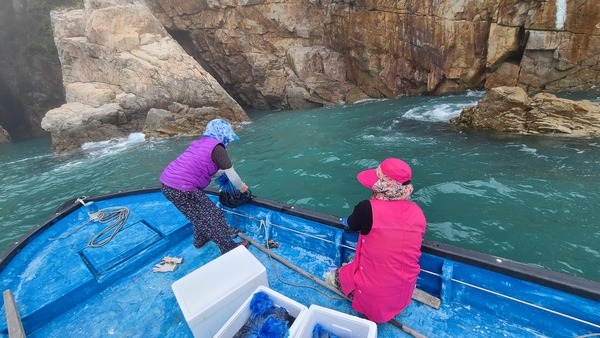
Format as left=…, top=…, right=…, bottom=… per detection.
left=161, top=184, right=236, bottom=254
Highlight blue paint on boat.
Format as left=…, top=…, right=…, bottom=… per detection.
left=0, top=187, right=599, bottom=337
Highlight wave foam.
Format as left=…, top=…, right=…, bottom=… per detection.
left=403, top=101, right=479, bottom=122
left=81, top=133, right=146, bottom=157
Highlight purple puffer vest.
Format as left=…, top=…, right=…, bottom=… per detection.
left=159, top=137, right=221, bottom=191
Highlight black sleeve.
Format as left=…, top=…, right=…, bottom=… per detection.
left=347, top=200, right=373, bottom=235
left=211, top=144, right=232, bottom=169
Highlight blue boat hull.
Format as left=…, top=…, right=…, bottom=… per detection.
left=1, top=187, right=599, bottom=337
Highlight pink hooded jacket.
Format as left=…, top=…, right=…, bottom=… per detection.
left=338, top=198, right=426, bottom=323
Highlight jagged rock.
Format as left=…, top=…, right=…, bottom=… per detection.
left=451, top=86, right=600, bottom=137
left=41, top=102, right=139, bottom=151
left=485, top=62, right=520, bottom=89
left=285, top=46, right=369, bottom=108
left=527, top=93, right=600, bottom=135
left=143, top=103, right=236, bottom=137
left=2, top=1, right=600, bottom=142
left=144, top=108, right=175, bottom=137
left=0, top=125, right=11, bottom=143
left=146, top=0, right=600, bottom=107
left=486, top=23, right=521, bottom=69
left=43, top=0, right=248, bottom=153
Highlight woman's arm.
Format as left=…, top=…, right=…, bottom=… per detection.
left=212, top=145, right=248, bottom=192
left=347, top=200, right=373, bottom=235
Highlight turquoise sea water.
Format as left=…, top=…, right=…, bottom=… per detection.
left=1, top=92, right=600, bottom=283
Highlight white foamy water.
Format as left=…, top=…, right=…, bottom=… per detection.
left=81, top=132, right=146, bottom=157
left=403, top=100, right=479, bottom=122
left=81, top=133, right=146, bottom=152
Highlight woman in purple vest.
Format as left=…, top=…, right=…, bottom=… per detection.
left=160, top=119, right=250, bottom=254
left=329, top=158, right=427, bottom=323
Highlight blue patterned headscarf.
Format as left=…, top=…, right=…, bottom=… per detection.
left=202, top=119, right=240, bottom=147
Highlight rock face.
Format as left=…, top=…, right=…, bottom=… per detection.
left=451, top=86, right=600, bottom=136
left=145, top=0, right=600, bottom=110
left=0, top=0, right=64, bottom=142
left=0, top=125, right=11, bottom=143
left=3, top=0, right=600, bottom=147
left=43, top=0, right=248, bottom=152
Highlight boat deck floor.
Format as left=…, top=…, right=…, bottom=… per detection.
left=1, top=190, right=595, bottom=337
left=21, top=240, right=525, bottom=338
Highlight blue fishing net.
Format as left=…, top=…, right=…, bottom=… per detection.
left=233, top=291, right=295, bottom=338
left=312, top=323, right=340, bottom=338
left=215, top=174, right=253, bottom=208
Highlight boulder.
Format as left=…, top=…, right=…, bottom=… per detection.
left=41, top=102, right=138, bottom=151
left=143, top=103, right=235, bottom=137
left=44, top=0, right=248, bottom=153
left=451, top=86, right=600, bottom=137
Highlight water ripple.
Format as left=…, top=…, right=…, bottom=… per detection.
left=2, top=93, right=599, bottom=283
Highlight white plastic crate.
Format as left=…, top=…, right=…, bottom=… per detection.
left=214, top=285, right=308, bottom=338
left=293, top=304, right=377, bottom=338
left=171, top=246, right=268, bottom=338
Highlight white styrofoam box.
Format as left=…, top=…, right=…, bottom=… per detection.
left=171, top=246, right=268, bottom=338
left=214, top=285, right=308, bottom=338
left=293, top=304, right=377, bottom=338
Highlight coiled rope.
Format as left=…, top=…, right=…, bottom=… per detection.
left=49, top=198, right=129, bottom=248
left=87, top=206, right=129, bottom=247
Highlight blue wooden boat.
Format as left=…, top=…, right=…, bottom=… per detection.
left=1, top=187, right=599, bottom=337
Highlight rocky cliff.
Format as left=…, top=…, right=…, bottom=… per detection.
left=0, top=0, right=66, bottom=143
left=43, top=0, right=248, bottom=152
left=1, top=0, right=600, bottom=149
left=145, top=0, right=600, bottom=109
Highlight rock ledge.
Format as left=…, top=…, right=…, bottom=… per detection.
left=451, top=87, right=600, bottom=137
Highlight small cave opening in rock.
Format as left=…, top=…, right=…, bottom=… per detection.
left=506, top=26, right=527, bottom=64
left=167, top=29, right=225, bottom=86
left=166, top=28, right=249, bottom=109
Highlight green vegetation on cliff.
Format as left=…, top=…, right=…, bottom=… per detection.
left=29, top=0, right=83, bottom=11
left=0, top=0, right=83, bottom=141
left=22, top=0, right=84, bottom=56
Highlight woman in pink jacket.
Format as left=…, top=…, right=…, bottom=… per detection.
left=333, top=158, right=427, bottom=323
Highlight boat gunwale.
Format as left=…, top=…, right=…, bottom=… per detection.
left=1, top=186, right=599, bottom=303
